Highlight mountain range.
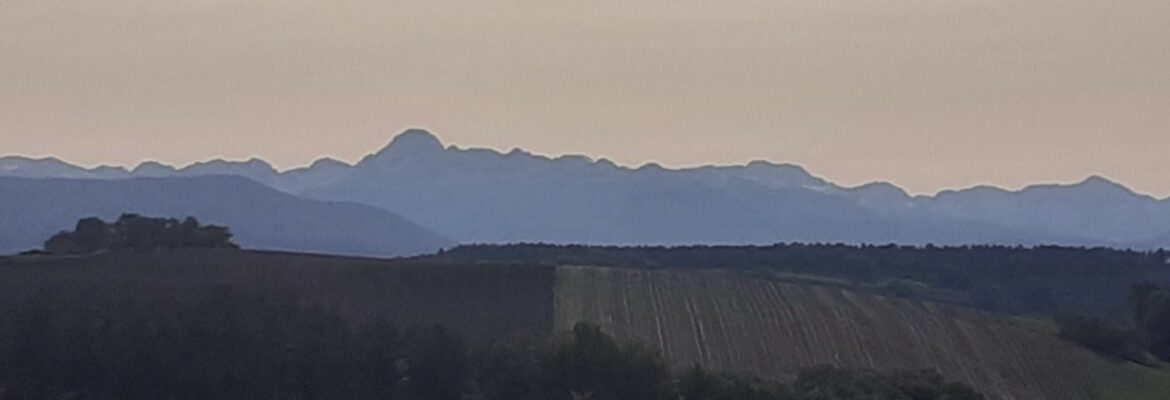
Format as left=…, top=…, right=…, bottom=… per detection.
left=3, top=129, right=1168, bottom=249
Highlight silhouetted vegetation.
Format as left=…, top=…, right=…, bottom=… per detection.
left=43, top=214, right=237, bottom=255
left=437, top=244, right=1170, bottom=316
left=789, top=366, right=984, bottom=400
left=1056, top=315, right=1138, bottom=359
left=1058, top=282, right=1170, bottom=363
left=1130, top=283, right=1170, bottom=362
left=0, top=289, right=983, bottom=400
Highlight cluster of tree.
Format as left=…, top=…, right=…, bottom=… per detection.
left=1058, top=282, right=1170, bottom=363
left=0, top=290, right=984, bottom=400
left=437, top=244, right=1170, bottom=316
left=43, top=214, right=237, bottom=255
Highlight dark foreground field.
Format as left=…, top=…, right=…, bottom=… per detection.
left=0, top=250, right=555, bottom=342
left=1, top=249, right=1167, bottom=399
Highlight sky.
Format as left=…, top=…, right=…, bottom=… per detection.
left=1, top=0, right=1168, bottom=196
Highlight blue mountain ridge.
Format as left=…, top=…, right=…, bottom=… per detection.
left=2, top=129, right=1167, bottom=248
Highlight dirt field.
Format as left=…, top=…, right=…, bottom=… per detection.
left=554, top=265, right=1120, bottom=400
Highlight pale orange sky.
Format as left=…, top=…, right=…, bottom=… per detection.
left=1, top=0, right=1168, bottom=196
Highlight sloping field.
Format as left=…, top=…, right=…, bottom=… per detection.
left=0, top=250, right=555, bottom=342
left=5, top=250, right=1164, bottom=398
left=555, top=266, right=1112, bottom=400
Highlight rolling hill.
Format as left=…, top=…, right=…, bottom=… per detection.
left=0, top=176, right=454, bottom=257
left=555, top=266, right=1107, bottom=400
left=2, top=249, right=1165, bottom=399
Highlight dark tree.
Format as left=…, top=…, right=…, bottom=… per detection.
left=541, top=323, right=672, bottom=400
left=1129, top=283, right=1170, bottom=361
left=403, top=325, right=471, bottom=400
left=43, top=214, right=239, bottom=255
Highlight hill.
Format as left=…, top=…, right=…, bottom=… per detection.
left=0, top=249, right=1165, bottom=399
left=5, top=130, right=1170, bottom=247
left=554, top=266, right=1156, bottom=400
left=0, top=176, right=454, bottom=257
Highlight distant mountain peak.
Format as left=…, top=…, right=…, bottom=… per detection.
left=1069, top=175, right=1139, bottom=197
left=596, top=158, right=619, bottom=168
left=309, top=157, right=350, bottom=169
left=361, top=129, right=446, bottom=166
left=244, top=157, right=274, bottom=167
left=1078, top=174, right=1121, bottom=187
left=384, top=129, right=445, bottom=153
left=1010, top=175, right=1134, bottom=196
left=853, top=181, right=909, bottom=195
left=639, top=162, right=667, bottom=171
left=132, top=161, right=179, bottom=175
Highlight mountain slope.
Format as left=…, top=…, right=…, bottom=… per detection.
left=277, top=131, right=1049, bottom=245
left=925, top=177, right=1170, bottom=246
left=0, top=176, right=454, bottom=257
left=4, top=129, right=1168, bottom=247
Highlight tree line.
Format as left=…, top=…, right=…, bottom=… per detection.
left=0, top=289, right=983, bottom=400
left=42, top=214, right=237, bottom=255
left=437, top=243, right=1170, bottom=317
left=1058, top=282, right=1170, bottom=364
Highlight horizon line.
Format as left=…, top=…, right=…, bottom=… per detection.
left=0, top=129, right=1161, bottom=200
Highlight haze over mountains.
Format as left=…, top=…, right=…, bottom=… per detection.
left=3, top=129, right=1168, bottom=250
left=0, top=176, right=453, bottom=257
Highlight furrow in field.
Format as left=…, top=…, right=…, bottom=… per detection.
left=555, top=266, right=1111, bottom=400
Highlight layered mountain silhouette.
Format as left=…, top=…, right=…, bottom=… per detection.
left=0, top=176, right=454, bottom=257
left=3, top=129, right=1168, bottom=248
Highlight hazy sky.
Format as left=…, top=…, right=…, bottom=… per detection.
left=2, top=0, right=1168, bottom=196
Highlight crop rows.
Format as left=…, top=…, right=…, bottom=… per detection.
left=555, top=266, right=1109, bottom=400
